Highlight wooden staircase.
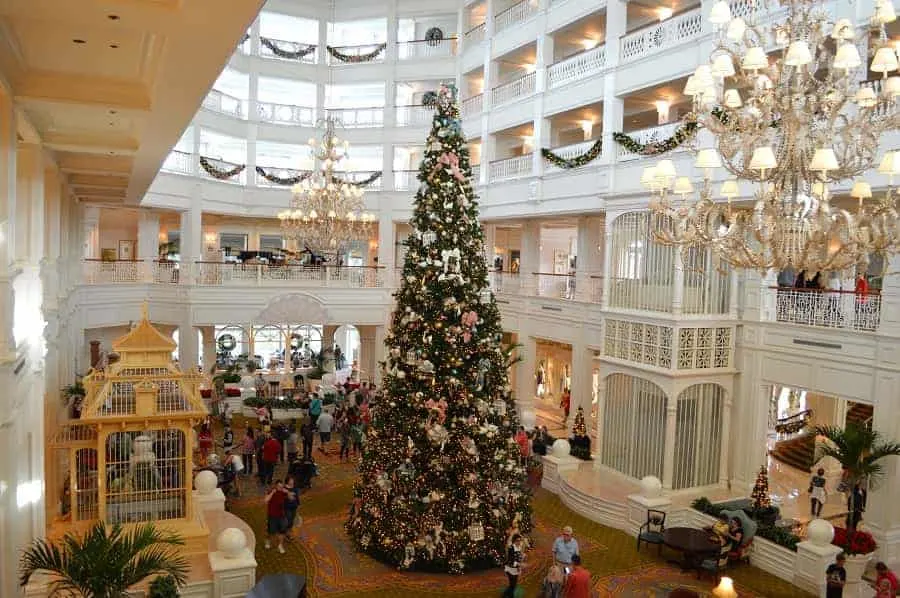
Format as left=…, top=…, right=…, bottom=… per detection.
left=771, top=432, right=817, bottom=472
left=846, top=401, right=873, bottom=427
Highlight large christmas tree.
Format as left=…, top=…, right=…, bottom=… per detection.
left=346, top=84, right=532, bottom=573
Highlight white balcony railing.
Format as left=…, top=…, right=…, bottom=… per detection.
left=82, top=260, right=143, bottom=284
left=491, top=72, right=536, bottom=106
left=495, top=0, right=540, bottom=32
left=161, top=150, right=193, bottom=175
left=489, top=154, right=532, bottom=181
left=254, top=167, right=311, bottom=187
left=471, top=163, right=481, bottom=183
left=336, top=170, right=383, bottom=190
left=258, top=37, right=318, bottom=64
left=463, top=23, right=486, bottom=46
left=194, top=264, right=386, bottom=288
left=545, top=140, right=601, bottom=169
left=536, top=272, right=575, bottom=299
left=619, top=8, right=703, bottom=64
left=461, top=94, right=484, bottom=118
left=615, top=122, right=682, bottom=161
left=769, top=287, right=882, bottom=332
left=397, top=38, right=458, bottom=60
left=547, top=45, right=607, bottom=89
left=395, top=105, right=434, bottom=127
left=489, top=272, right=521, bottom=294
left=256, top=102, right=316, bottom=126
left=202, top=89, right=245, bottom=118
left=326, top=107, right=384, bottom=128
left=393, top=169, right=418, bottom=191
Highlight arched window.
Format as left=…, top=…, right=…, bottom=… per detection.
left=608, top=212, right=675, bottom=311
left=601, top=374, right=667, bottom=480
left=673, top=384, right=726, bottom=489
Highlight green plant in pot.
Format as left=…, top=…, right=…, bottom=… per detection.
left=148, top=575, right=179, bottom=598
left=306, top=350, right=327, bottom=380
left=19, top=522, right=188, bottom=598
left=214, top=365, right=242, bottom=385
left=63, top=381, right=86, bottom=403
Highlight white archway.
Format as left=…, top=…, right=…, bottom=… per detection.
left=255, top=293, right=330, bottom=324
left=601, top=373, right=668, bottom=481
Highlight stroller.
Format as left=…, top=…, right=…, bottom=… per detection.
left=289, top=457, right=318, bottom=489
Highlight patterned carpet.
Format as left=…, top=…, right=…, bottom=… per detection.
left=225, top=458, right=810, bottom=597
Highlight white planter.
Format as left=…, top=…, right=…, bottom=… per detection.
left=749, top=536, right=796, bottom=582
left=843, top=553, right=872, bottom=597
left=271, top=408, right=305, bottom=421
left=241, top=406, right=258, bottom=418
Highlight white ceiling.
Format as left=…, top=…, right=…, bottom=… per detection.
left=0, top=0, right=265, bottom=204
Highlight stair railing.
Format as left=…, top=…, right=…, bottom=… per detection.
left=774, top=409, right=813, bottom=435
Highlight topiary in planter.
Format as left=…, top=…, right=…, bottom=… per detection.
left=149, top=574, right=179, bottom=598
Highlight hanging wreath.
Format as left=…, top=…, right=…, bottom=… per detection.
left=326, top=43, right=387, bottom=63
left=260, top=37, right=317, bottom=60
left=255, top=166, right=314, bottom=186
left=200, top=156, right=246, bottom=180
left=541, top=138, right=603, bottom=169
left=331, top=171, right=383, bottom=187
left=611, top=119, right=699, bottom=156
left=425, top=27, right=444, bottom=46
left=217, top=334, right=237, bottom=352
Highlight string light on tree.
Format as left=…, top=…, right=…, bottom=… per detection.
left=345, top=83, right=532, bottom=574
left=750, top=465, right=771, bottom=511
left=569, top=406, right=592, bottom=461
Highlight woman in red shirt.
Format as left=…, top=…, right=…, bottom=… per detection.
left=874, top=562, right=899, bottom=598
left=265, top=479, right=288, bottom=554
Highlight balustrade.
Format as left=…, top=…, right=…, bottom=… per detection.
left=461, top=94, right=484, bottom=118
left=463, top=23, right=486, bottom=46
left=488, top=154, right=533, bottom=181
left=544, top=140, right=601, bottom=169
left=338, top=170, right=383, bottom=190
left=82, top=260, right=143, bottom=284
left=395, top=105, right=433, bottom=127
left=615, top=122, right=682, bottom=161
left=393, top=170, right=419, bottom=191
left=194, top=263, right=385, bottom=288
left=397, top=38, right=458, bottom=60
left=619, top=8, right=703, bottom=64
left=495, top=0, right=539, bottom=32
left=202, top=89, right=245, bottom=118
left=535, top=272, right=576, bottom=299
left=491, top=72, right=536, bottom=106
left=768, top=286, right=882, bottom=332
left=161, top=150, right=193, bottom=175
left=547, top=45, right=607, bottom=89
left=256, top=102, right=316, bottom=126
left=471, top=164, right=481, bottom=183
left=489, top=272, right=521, bottom=294
left=326, top=107, right=384, bottom=128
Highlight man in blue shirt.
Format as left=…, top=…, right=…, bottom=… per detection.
left=552, top=525, right=579, bottom=569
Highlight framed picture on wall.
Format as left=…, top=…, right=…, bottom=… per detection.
left=118, top=240, right=135, bottom=261
left=101, top=248, right=117, bottom=262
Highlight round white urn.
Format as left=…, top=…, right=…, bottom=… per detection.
left=807, top=519, right=835, bottom=546
left=195, top=470, right=218, bottom=495
left=216, top=528, right=248, bottom=559
left=640, top=476, right=663, bottom=499
left=551, top=439, right=571, bottom=458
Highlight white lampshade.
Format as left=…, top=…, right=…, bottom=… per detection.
left=640, top=166, right=658, bottom=187
left=756, top=74, right=773, bottom=90
left=683, top=75, right=698, bottom=96
left=709, top=0, right=732, bottom=24
left=749, top=146, right=777, bottom=171
left=832, top=19, right=855, bottom=40
left=694, top=64, right=715, bottom=87
left=695, top=148, right=722, bottom=169
left=726, top=17, right=746, bottom=41
left=878, top=151, right=900, bottom=175
left=875, top=0, right=897, bottom=24
left=712, top=54, right=736, bottom=77
left=872, top=46, right=900, bottom=73
left=810, top=148, right=839, bottom=172
left=834, top=43, right=862, bottom=69
left=713, top=577, right=738, bottom=598
left=885, top=76, right=900, bottom=97
left=673, top=177, right=694, bottom=194
left=742, top=46, right=768, bottom=70
left=655, top=159, right=677, bottom=179
left=851, top=181, right=873, bottom=199
left=720, top=180, right=739, bottom=198
left=856, top=86, right=878, bottom=108
left=785, top=40, right=813, bottom=66
left=723, top=88, right=743, bottom=107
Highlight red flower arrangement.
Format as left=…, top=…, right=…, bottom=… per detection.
left=200, top=389, right=212, bottom=398
left=224, top=387, right=241, bottom=397
left=832, top=527, right=877, bottom=555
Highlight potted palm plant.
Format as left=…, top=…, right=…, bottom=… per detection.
left=815, top=422, right=900, bottom=585
left=19, top=521, right=188, bottom=597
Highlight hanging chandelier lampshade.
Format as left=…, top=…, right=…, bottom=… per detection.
left=278, top=117, right=375, bottom=253
left=644, top=0, right=900, bottom=275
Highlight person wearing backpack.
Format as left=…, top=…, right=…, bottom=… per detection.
left=309, top=394, right=322, bottom=424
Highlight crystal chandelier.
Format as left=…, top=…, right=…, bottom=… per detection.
left=278, top=117, right=375, bottom=252
left=644, top=0, right=900, bottom=275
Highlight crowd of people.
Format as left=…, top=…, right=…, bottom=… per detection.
left=503, top=524, right=591, bottom=598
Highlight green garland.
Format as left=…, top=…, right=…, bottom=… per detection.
left=199, top=156, right=246, bottom=180
left=260, top=37, right=317, bottom=60
left=326, top=43, right=387, bottom=63
left=332, top=171, right=382, bottom=187
left=612, top=120, right=699, bottom=156
left=541, top=139, right=602, bottom=169
left=255, top=166, right=314, bottom=185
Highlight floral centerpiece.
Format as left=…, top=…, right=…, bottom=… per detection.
left=832, top=527, right=877, bottom=556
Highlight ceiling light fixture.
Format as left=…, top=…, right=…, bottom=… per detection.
left=657, top=7, right=674, bottom=20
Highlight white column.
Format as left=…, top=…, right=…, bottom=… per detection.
left=377, top=214, right=395, bottom=273
left=592, top=379, right=607, bottom=468
left=866, top=369, right=900, bottom=570
left=531, top=34, right=553, bottom=177
left=601, top=216, right=615, bottom=310
left=137, top=211, right=160, bottom=261
left=359, top=325, right=376, bottom=383
left=515, top=328, right=536, bottom=429
left=483, top=223, right=496, bottom=263
left=672, top=246, right=685, bottom=315
left=575, top=216, right=602, bottom=302
left=179, top=323, right=199, bottom=372
left=600, top=0, right=626, bottom=165
left=0, top=88, right=16, bottom=361
left=662, top=401, right=678, bottom=489
left=568, top=340, right=593, bottom=431
left=200, top=325, right=216, bottom=374
left=180, top=193, right=202, bottom=280
left=519, top=220, right=540, bottom=295
left=82, top=205, right=100, bottom=259
left=373, top=325, right=385, bottom=385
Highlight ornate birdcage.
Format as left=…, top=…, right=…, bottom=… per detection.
left=47, top=305, right=209, bottom=550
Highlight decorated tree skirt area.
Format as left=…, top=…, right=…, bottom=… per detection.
left=227, top=454, right=808, bottom=598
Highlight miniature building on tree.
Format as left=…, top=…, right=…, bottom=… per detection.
left=47, top=306, right=210, bottom=550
